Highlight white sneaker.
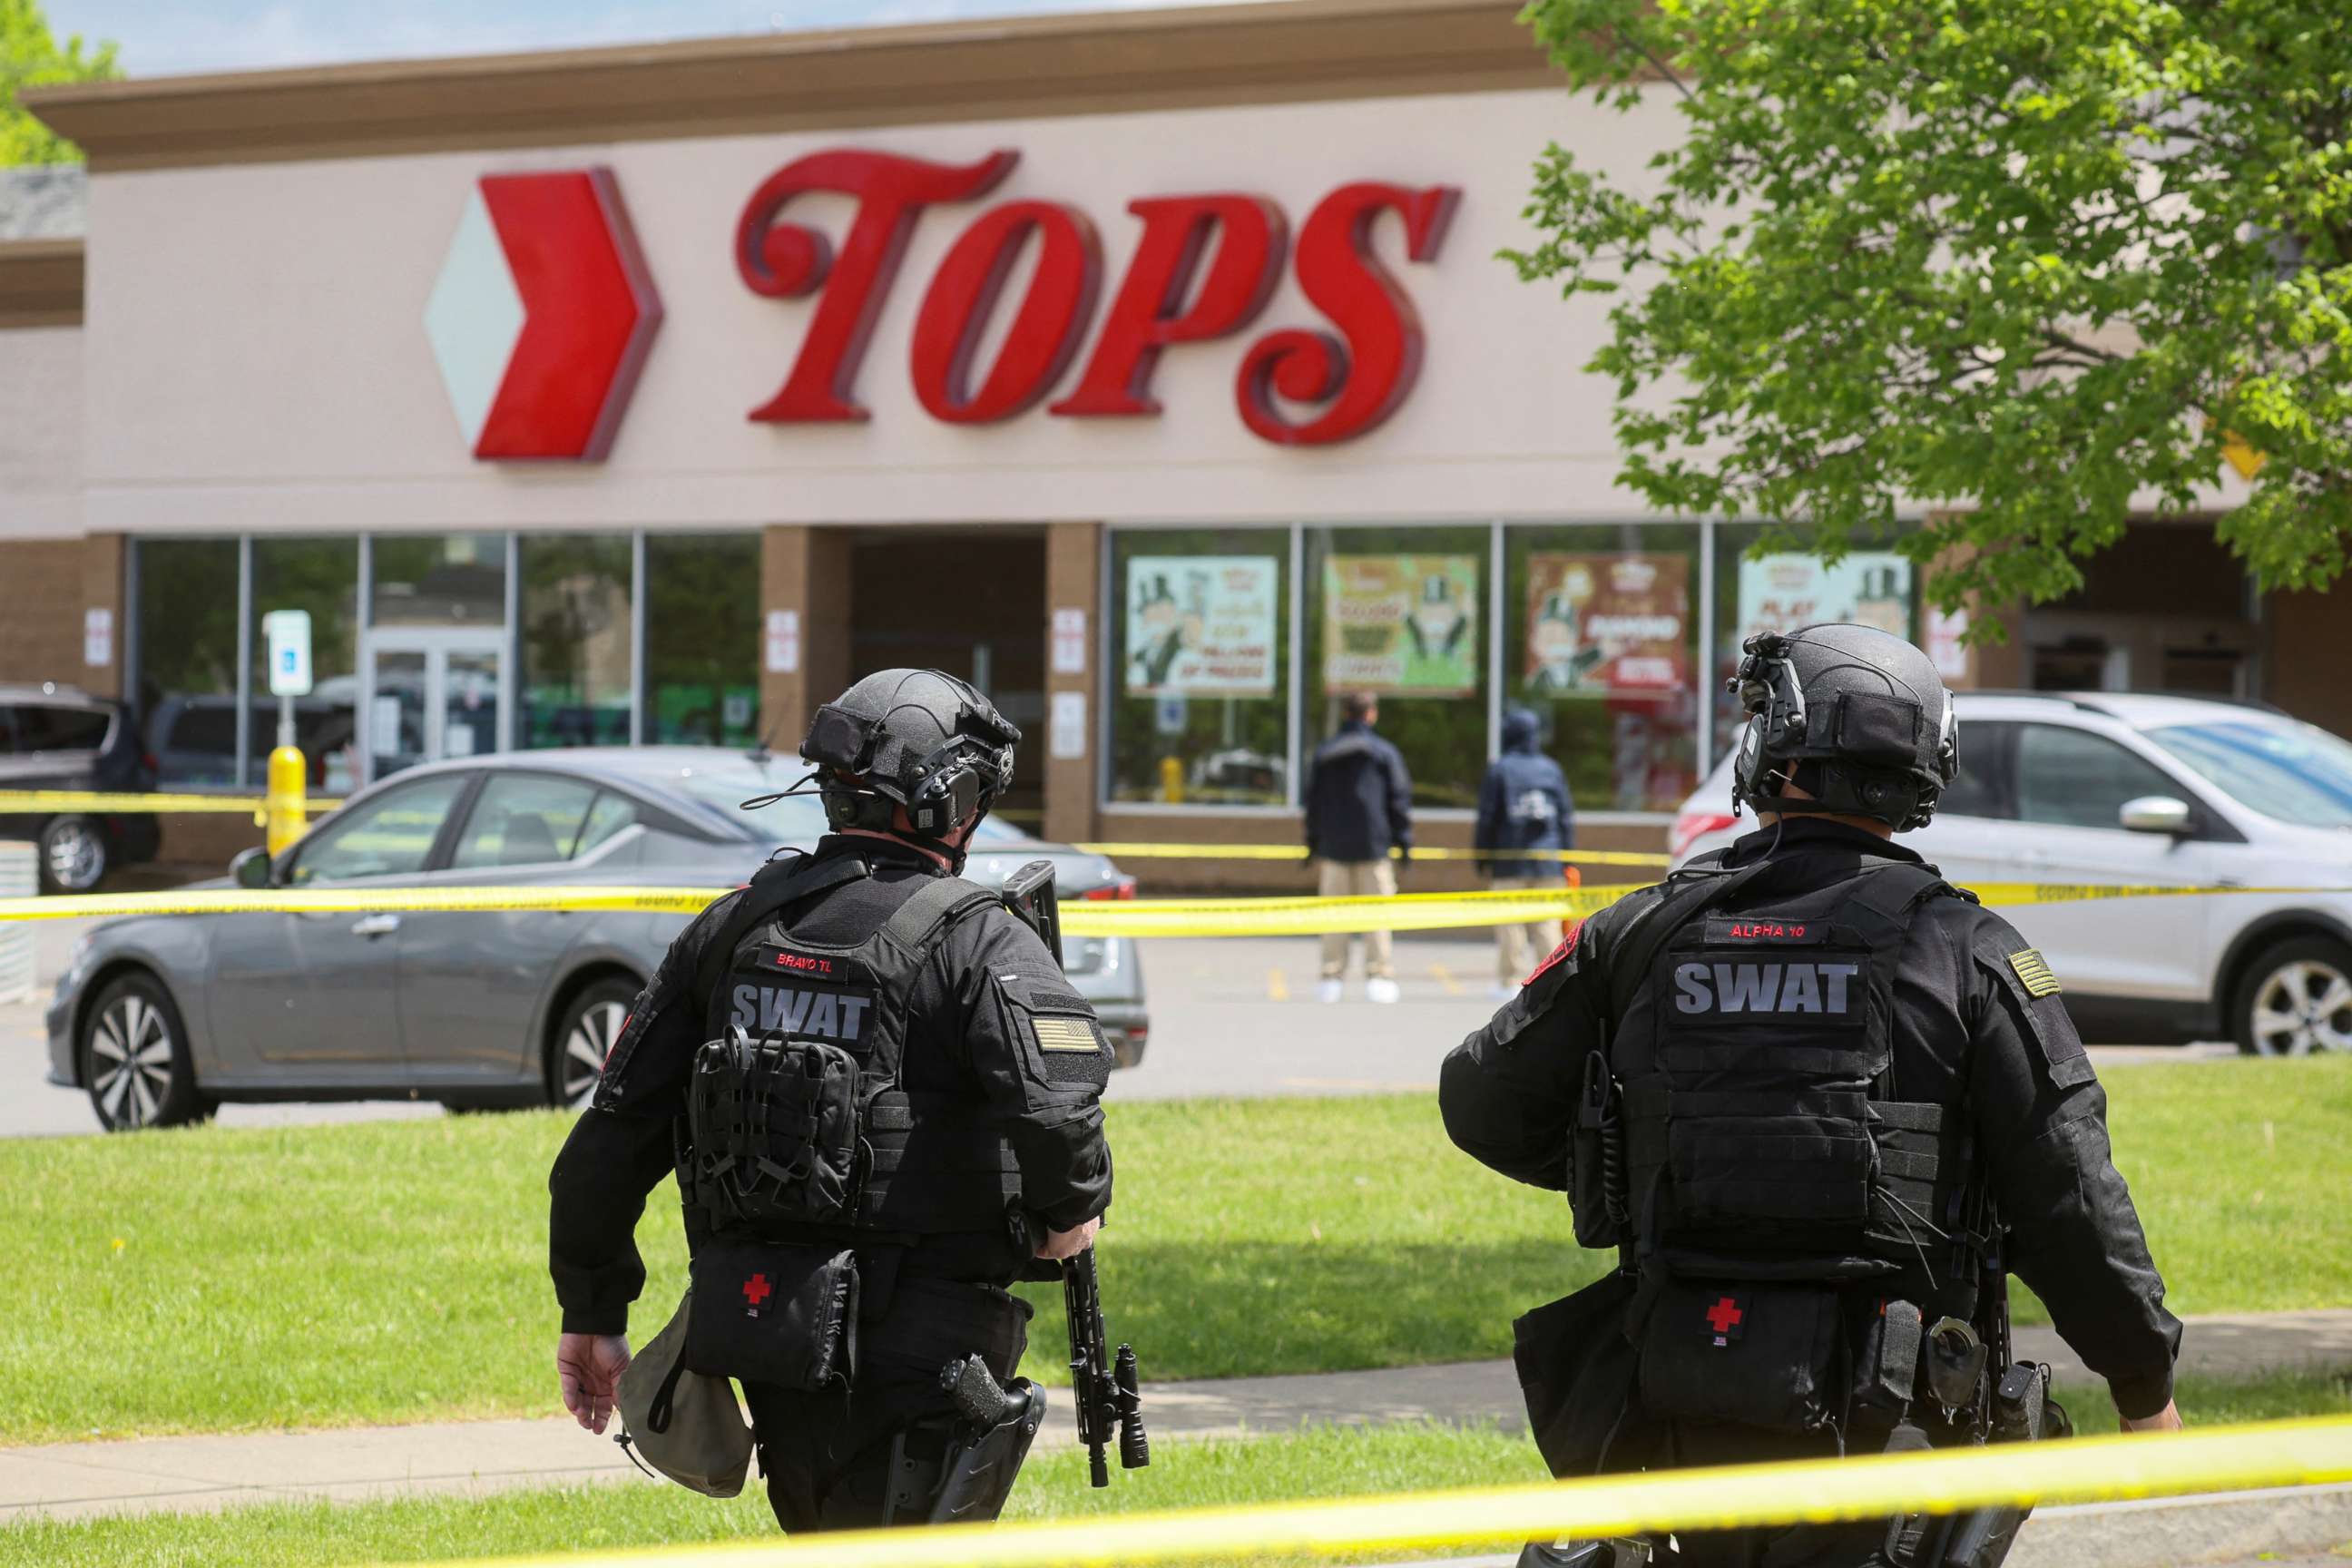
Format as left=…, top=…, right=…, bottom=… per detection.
left=1316, top=978, right=1345, bottom=1004
left=1367, top=976, right=1401, bottom=1004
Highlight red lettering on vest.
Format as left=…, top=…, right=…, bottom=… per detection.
left=1237, top=182, right=1460, bottom=446
left=1050, top=193, right=1287, bottom=417
left=739, top=148, right=1017, bottom=422
left=773, top=952, right=833, bottom=975
left=912, top=200, right=1102, bottom=424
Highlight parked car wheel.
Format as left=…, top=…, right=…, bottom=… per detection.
left=549, top=976, right=636, bottom=1110
left=81, top=972, right=215, bottom=1131
left=39, top=814, right=109, bottom=894
left=2233, top=936, right=2352, bottom=1055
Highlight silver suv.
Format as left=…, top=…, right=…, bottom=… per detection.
left=1673, top=692, right=2352, bottom=1054
left=0, top=683, right=162, bottom=892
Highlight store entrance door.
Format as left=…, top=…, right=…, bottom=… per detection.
left=361, top=629, right=508, bottom=783
left=849, top=530, right=1047, bottom=826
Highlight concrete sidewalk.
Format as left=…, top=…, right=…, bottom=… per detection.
left=5, top=1309, right=2347, bottom=1525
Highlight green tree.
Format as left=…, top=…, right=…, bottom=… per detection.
left=2, top=0, right=118, bottom=166
left=1508, top=0, right=2352, bottom=618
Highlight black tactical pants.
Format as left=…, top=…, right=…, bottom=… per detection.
left=740, top=1271, right=1030, bottom=1533
left=1653, top=1419, right=1892, bottom=1567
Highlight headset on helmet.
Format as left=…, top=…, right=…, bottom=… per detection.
left=799, top=669, right=1021, bottom=845
left=1729, top=624, right=1958, bottom=832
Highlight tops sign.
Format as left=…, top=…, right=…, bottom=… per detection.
left=735, top=149, right=1461, bottom=447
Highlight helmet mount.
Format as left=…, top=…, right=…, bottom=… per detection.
left=799, top=670, right=1021, bottom=849
left=1728, top=625, right=1958, bottom=833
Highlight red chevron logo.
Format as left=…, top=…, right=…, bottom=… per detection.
left=426, top=168, right=662, bottom=461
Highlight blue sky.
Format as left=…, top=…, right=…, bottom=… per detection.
left=46, top=0, right=1239, bottom=77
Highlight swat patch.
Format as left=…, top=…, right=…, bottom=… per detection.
left=1671, top=957, right=1865, bottom=1021
left=727, top=981, right=877, bottom=1044
left=2008, top=949, right=2061, bottom=997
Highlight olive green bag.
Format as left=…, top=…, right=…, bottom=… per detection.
left=614, top=1289, right=754, bottom=1498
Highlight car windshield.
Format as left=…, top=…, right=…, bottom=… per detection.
left=2146, top=720, right=2352, bottom=828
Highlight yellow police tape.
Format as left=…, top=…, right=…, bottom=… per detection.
left=0, top=789, right=347, bottom=815
left=1077, top=841, right=1671, bottom=867
left=0, top=880, right=2337, bottom=933
left=416, top=1416, right=2352, bottom=1568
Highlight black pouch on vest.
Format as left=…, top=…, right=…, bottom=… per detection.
left=1514, top=1270, right=1642, bottom=1477
left=681, top=1241, right=860, bottom=1392
left=1637, top=1279, right=1842, bottom=1435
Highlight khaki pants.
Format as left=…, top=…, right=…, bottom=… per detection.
left=1316, top=858, right=1396, bottom=979
left=1491, top=873, right=1565, bottom=985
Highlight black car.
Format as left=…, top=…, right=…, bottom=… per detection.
left=0, top=683, right=162, bottom=892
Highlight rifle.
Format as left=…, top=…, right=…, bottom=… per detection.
left=999, top=858, right=1150, bottom=1488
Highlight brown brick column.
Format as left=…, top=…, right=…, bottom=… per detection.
left=1921, top=537, right=2022, bottom=691
left=759, top=524, right=853, bottom=753
left=81, top=533, right=125, bottom=699
left=1043, top=521, right=1102, bottom=847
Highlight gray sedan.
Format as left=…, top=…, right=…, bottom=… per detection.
left=45, top=747, right=1148, bottom=1132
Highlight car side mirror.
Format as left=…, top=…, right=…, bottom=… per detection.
left=230, top=847, right=273, bottom=888
left=2119, top=795, right=2194, bottom=836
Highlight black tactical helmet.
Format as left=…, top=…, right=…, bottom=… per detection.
left=800, top=669, right=1021, bottom=843
left=1728, top=622, right=1957, bottom=831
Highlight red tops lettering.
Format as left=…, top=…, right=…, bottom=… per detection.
left=736, top=149, right=1459, bottom=446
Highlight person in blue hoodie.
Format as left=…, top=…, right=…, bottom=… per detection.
left=1304, top=692, right=1415, bottom=1004
left=1475, top=707, right=1575, bottom=996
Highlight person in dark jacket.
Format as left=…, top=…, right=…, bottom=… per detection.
left=1475, top=707, right=1576, bottom=996
left=1303, top=692, right=1414, bottom=1004
left=547, top=669, right=1112, bottom=1533
left=1440, top=626, right=2179, bottom=1568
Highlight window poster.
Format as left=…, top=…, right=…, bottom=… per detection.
left=1123, top=555, right=1278, bottom=696
left=1320, top=554, right=1480, bottom=695
left=1524, top=553, right=1690, bottom=696
left=1734, top=552, right=1913, bottom=644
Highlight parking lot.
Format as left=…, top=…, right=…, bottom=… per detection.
left=5, top=916, right=2233, bottom=1138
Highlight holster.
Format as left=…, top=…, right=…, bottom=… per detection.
left=1513, top=1271, right=1651, bottom=1478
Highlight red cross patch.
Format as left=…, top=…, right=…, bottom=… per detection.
left=743, top=1272, right=772, bottom=1312
left=1706, top=1293, right=1746, bottom=1346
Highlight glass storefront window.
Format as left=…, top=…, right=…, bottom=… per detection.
left=644, top=534, right=760, bottom=747
left=519, top=534, right=633, bottom=750
left=1108, top=529, right=1290, bottom=806
left=134, top=538, right=242, bottom=787
left=371, top=534, right=506, bottom=627
left=1710, top=524, right=1919, bottom=763
left=1304, top=525, right=1491, bottom=809
left=1502, top=523, right=1701, bottom=813
left=250, top=537, right=359, bottom=794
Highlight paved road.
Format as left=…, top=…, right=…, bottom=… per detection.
left=4, top=919, right=2234, bottom=1138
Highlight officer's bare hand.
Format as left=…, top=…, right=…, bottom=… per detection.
left=2119, top=1398, right=2184, bottom=1433
left=557, top=1332, right=632, bottom=1434
left=1035, top=1216, right=1102, bottom=1260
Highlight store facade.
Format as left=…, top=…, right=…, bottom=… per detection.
left=4, top=0, right=2322, bottom=882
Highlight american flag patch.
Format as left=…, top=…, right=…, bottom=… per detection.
left=2009, top=950, right=2061, bottom=997
left=1030, top=1016, right=1102, bottom=1054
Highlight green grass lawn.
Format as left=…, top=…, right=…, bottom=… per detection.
left=7, top=1368, right=2347, bottom=1568
left=2, top=1057, right=2346, bottom=1445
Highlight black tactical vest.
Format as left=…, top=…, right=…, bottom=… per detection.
left=676, top=856, right=1020, bottom=1245
left=1609, top=857, right=1975, bottom=1287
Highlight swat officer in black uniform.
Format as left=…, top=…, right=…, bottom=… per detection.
left=547, top=668, right=1114, bottom=1532
left=1440, top=624, right=2182, bottom=1568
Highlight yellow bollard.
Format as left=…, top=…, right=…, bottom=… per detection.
left=264, top=746, right=309, bottom=857
left=1158, top=755, right=1184, bottom=805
